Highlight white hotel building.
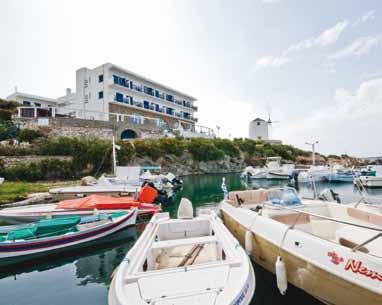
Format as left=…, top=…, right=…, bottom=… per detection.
left=7, top=63, right=207, bottom=138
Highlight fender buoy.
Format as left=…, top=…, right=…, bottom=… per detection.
left=275, top=256, right=288, bottom=295
left=245, top=230, right=253, bottom=254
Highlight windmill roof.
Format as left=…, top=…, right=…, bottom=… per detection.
left=252, top=117, right=266, bottom=122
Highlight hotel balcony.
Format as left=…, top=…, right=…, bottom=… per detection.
left=113, top=98, right=197, bottom=123
left=110, top=80, right=196, bottom=111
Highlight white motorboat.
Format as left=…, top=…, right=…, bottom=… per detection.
left=0, top=177, right=4, bottom=185
left=108, top=198, right=255, bottom=305
left=241, top=166, right=268, bottom=179
left=241, top=157, right=294, bottom=180
left=355, top=176, right=382, bottom=188
left=266, top=157, right=294, bottom=180
left=297, top=165, right=331, bottom=183
left=219, top=187, right=382, bottom=305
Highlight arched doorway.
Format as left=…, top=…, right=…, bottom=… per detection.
left=120, top=129, right=137, bottom=140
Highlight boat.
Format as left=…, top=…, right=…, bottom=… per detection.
left=241, top=157, right=294, bottom=180
left=0, top=185, right=160, bottom=224
left=0, top=209, right=137, bottom=266
left=297, top=165, right=332, bottom=183
left=355, top=176, right=382, bottom=188
left=265, top=157, right=294, bottom=180
left=241, top=166, right=268, bottom=179
left=219, top=187, right=382, bottom=305
left=327, top=169, right=355, bottom=183
left=108, top=198, right=255, bottom=305
left=353, top=166, right=377, bottom=177
left=0, top=177, right=4, bottom=185
left=49, top=136, right=181, bottom=200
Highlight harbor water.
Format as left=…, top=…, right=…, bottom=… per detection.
left=1, top=172, right=382, bottom=305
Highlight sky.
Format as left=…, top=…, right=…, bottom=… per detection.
left=1, top=0, right=382, bottom=157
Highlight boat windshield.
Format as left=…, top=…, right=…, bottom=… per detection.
left=266, top=188, right=302, bottom=206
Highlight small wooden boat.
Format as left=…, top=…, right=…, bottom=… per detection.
left=108, top=199, right=255, bottom=305
left=0, top=187, right=160, bottom=224
left=0, top=209, right=137, bottom=265
left=219, top=187, right=382, bottom=305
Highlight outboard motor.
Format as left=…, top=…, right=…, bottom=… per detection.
left=289, top=170, right=299, bottom=190
left=318, top=188, right=341, bottom=203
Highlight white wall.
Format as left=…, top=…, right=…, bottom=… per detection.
left=249, top=120, right=269, bottom=140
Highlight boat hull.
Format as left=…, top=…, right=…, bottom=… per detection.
left=220, top=210, right=382, bottom=305
left=327, top=175, right=354, bottom=183
left=0, top=211, right=137, bottom=264
left=0, top=205, right=155, bottom=225
left=267, top=172, right=290, bottom=180
left=358, top=177, right=382, bottom=188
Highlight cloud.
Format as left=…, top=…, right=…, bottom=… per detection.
left=279, top=78, right=382, bottom=155
left=353, top=10, right=376, bottom=26
left=328, top=35, right=382, bottom=60
left=286, top=21, right=348, bottom=53
left=255, top=55, right=290, bottom=68
left=256, top=21, right=348, bottom=69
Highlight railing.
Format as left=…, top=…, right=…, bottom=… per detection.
left=112, top=80, right=195, bottom=110
left=113, top=99, right=197, bottom=122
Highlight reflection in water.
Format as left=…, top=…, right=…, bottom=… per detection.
left=1, top=173, right=382, bottom=305
left=0, top=227, right=138, bottom=281
left=75, top=228, right=137, bottom=286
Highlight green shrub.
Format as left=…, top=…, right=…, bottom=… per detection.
left=0, top=145, right=36, bottom=156
left=187, top=138, right=224, bottom=161
left=158, top=138, right=186, bottom=156
left=17, top=129, right=44, bottom=143
left=233, top=138, right=257, bottom=155
left=4, top=159, right=76, bottom=181
left=0, top=99, right=18, bottom=121
left=38, top=137, right=112, bottom=175
left=116, top=141, right=136, bottom=165
left=213, top=138, right=240, bottom=158
left=328, top=154, right=341, bottom=159
left=0, top=121, right=19, bottom=141
left=133, top=139, right=162, bottom=161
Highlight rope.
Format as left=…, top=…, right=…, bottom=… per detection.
left=277, top=212, right=302, bottom=256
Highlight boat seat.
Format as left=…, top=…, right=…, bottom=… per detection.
left=155, top=242, right=218, bottom=270
left=271, top=212, right=310, bottom=225
left=152, top=236, right=217, bottom=250
left=309, top=219, right=339, bottom=240
left=228, top=189, right=268, bottom=207
left=336, top=226, right=382, bottom=255
left=347, top=207, right=382, bottom=226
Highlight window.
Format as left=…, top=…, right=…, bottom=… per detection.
left=34, top=103, right=41, bottom=107
left=144, top=86, right=154, bottom=96
left=23, top=101, right=31, bottom=106
left=166, top=94, right=174, bottom=102
left=116, top=92, right=123, bottom=102
left=98, top=74, right=104, bottom=82
left=113, top=75, right=129, bottom=88
left=166, top=108, right=174, bottom=115
left=143, top=101, right=150, bottom=109
left=257, top=122, right=261, bottom=126
left=98, top=91, right=104, bottom=99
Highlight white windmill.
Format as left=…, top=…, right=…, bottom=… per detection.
left=248, top=103, right=281, bottom=141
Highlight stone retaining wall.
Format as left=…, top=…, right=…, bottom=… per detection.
left=14, top=117, right=169, bottom=140
left=0, top=155, right=73, bottom=168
